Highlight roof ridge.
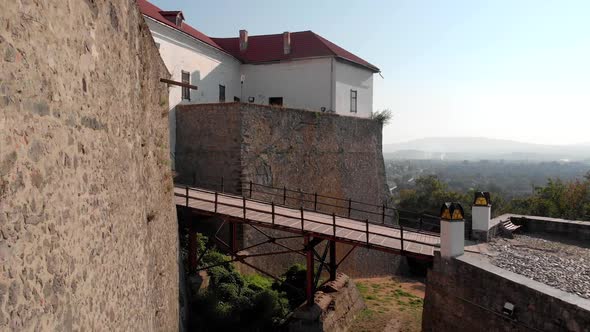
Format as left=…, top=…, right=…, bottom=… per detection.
left=211, top=30, right=314, bottom=40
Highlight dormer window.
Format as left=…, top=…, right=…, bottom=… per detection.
left=159, top=11, right=184, bottom=27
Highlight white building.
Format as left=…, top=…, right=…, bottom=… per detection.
left=138, top=0, right=380, bottom=162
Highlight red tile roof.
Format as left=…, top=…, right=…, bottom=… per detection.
left=137, top=0, right=225, bottom=52
left=137, top=0, right=379, bottom=72
left=212, top=31, right=379, bottom=72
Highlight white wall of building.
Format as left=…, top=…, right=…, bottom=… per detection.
left=145, top=17, right=241, bottom=167
left=144, top=16, right=376, bottom=165
left=241, top=58, right=333, bottom=112
left=333, top=60, right=374, bottom=118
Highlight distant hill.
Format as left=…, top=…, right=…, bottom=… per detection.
left=383, top=137, right=590, bottom=161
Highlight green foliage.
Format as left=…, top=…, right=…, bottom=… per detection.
left=244, top=273, right=273, bottom=291
left=398, top=175, right=472, bottom=219
left=273, top=263, right=307, bottom=308
left=188, top=233, right=291, bottom=331
left=501, top=177, right=590, bottom=220
left=397, top=173, right=590, bottom=221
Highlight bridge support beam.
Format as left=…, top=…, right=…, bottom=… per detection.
left=329, top=240, right=336, bottom=281
left=229, top=222, right=238, bottom=253
left=305, top=236, right=314, bottom=306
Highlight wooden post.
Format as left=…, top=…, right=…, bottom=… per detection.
left=249, top=180, right=253, bottom=198
left=221, top=176, right=224, bottom=193
left=243, top=196, right=246, bottom=220
left=382, top=204, right=386, bottom=224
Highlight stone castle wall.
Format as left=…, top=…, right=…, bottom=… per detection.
left=175, top=103, right=402, bottom=277
left=0, top=1, right=178, bottom=330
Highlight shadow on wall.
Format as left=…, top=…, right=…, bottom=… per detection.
left=167, top=63, right=243, bottom=168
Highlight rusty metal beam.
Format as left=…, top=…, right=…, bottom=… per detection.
left=305, top=236, right=314, bottom=306
left=329, top=241, right=336, bottom=281
left=160, top=78, right=198, bottom=90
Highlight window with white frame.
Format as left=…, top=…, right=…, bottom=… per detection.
left=181, top=71, right=190, bottom=101
left=350, top=90, right=357, bottom=113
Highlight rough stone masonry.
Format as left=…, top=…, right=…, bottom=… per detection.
left=0, top=0, right=178, bottom=330
left=175, top=103, right=400, bottom=277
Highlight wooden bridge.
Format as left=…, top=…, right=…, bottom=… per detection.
left=174, top=185, right=440, bottom=259
left=174, top=181, right=443, bottom=305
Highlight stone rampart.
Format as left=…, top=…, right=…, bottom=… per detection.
left=0, top=1, right=178, bottom=330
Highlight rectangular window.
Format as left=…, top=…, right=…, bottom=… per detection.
left=219, top=84, right=226, bottom=102
left=350, top=90, right=357, bottom=113
left=181, top=71, right=190, bottom=101
left=269, top=97, right=283, bottom=106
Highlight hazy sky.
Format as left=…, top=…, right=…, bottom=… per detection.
left=150, top=0, right=590, bottom=145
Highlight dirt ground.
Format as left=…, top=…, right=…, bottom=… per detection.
left=350, top=277, right=425, bottom=332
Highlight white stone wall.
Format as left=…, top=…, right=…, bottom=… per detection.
left=144, top=16, right=376, bottom=154
left=144, top=17, right=242, bottom=166
left=334, top=60, right=374, bottom=118
left=241, top=58, right=333, bottom=112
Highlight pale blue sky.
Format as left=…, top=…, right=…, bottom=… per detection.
left=151, top=0, right=590, bottom=145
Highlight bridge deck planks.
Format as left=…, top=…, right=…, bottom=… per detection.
left=175, top=186, right=438, bottom=257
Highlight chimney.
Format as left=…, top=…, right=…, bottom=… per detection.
left=472, top=192, right=492, bottom=241
left=239, top=30, right=248, bottom=52
left=283, top=31, right=291, bottom=54
left=159, top=11, right=184, bottom=27
left=439, top=202, right=465, bottom=258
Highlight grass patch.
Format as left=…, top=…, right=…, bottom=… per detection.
left=243, top=273, right=273, bottom=290
left=351, top=277, right=424, bottom=332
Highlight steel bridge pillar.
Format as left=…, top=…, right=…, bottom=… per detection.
left=329, top=240, right=336, bottom=281
left=305, top=235, right=314, bottom=306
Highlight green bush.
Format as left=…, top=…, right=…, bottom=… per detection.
left=273, top=263, right=307, bottom=309
left=188, top=234, right=297, bottom=330
left=370, top=109, right=393, bottom=125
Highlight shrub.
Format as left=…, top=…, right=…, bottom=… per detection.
left=370, top=109, right=393, bottom=125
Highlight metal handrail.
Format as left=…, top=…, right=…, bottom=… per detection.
left=175, top=186, right=440, bottom=251
left=179, top=178, right=441, bottom=234
left=178, top=185, right=439, bottom=236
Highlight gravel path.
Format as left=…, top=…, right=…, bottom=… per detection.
left=488, top=234, right=590, bottom=299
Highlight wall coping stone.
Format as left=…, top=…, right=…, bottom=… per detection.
left=175, top=102, right=380, bottom=123
left=492, top=213, right=590, bottom=227
left=456, top=252, right=590, bottom=312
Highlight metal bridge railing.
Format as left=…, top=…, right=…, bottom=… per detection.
left=181, top=176, right=441, bottom=235
left=176, top=184, right=441, bottom=255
